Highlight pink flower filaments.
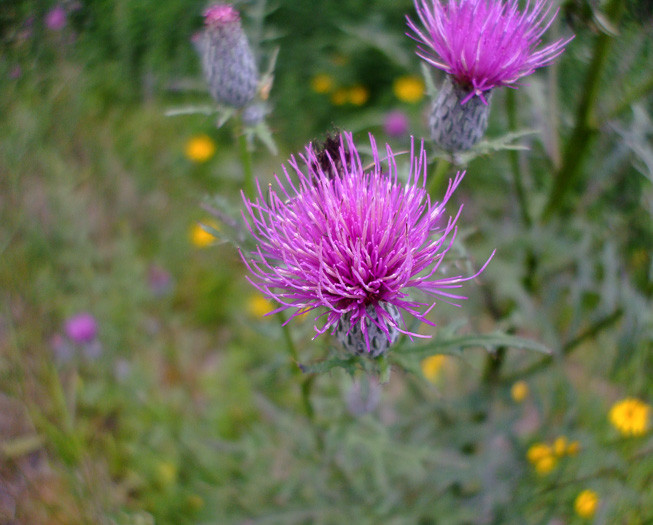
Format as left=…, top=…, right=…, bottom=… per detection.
left=240, top=132, right=493, bottom=357
left=408, top=0, right=573, bottom=152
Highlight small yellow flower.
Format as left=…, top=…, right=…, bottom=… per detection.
left=511, top=380, right=529, bottom=403
left=311, top=73, right=334, bottom=94
left=566, top=440, right=581, bottom=456
left=348, top=85, right=369, bottom=106
left=421, top=355, right=446, bottom=383
left=393, top=76, right=425, bottom=103
left=534, top=455, right=557, bottom=475
left=156, top=461, right=178, bottom=486
left=609, top=398, right=652, bottom=437
left=330, top=88, right=349, bottom=106
left=190, top=220, right=218, bottom=248
left=553, top=436, right=568, bottom=457
left=185, top=134, right=216, bottom=163
left=187, top=494, right=204, bottom=510
left=526, top=443, right=552, bottom=464
left=574, top=489, right=599, bottom=519
left=247, top=294, right=273, bottom=318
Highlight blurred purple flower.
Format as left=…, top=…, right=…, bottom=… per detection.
left=45, top=5, right=67, bottom=31
left=240, top=131, right=493, bottom=355
left=407, top=0, right=573, bottom=104
left=64, top=313, right=97, bottom=343
left=148, top=264, right=173, bottom=297
left=384, top=110, right=410, bottom=137
left=9, top=66, right=22, bottom=79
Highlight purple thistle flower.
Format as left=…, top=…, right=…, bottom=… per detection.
left=407, top=0, right=573, bottom=104
left=45, top=5, right=67, bottom=31
left=197, top=4, right=258, bottom=108
left=64, top=313, right=97, bottom=344
left=240, top=132, right=493, bottom=355
left=384, top=110, right=410, bottom=138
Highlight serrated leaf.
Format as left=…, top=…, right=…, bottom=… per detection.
left=397, top=332, right=551, bottom=356
left=453, top=129, right=538, bottom=164
left=164, top=105, right=216, bottom=117
left=297, top=356, right=359, bottom=375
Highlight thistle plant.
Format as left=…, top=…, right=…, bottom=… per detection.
left=239, top=132, right=493, bottom=357
left=408, top=0, right=573, bottom=153
left=196, top=4, right=258, bottom=109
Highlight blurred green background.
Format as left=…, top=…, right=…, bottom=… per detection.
left=1, top=0, right=653, bottom=523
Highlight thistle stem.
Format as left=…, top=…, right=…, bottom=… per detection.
left=236, top=118, right=255, bottom=199
left=506, top=90, right=531, bottom=228
left=276, top=309, right=299, bottom=364
left=541, top=0, right=625, bottom=221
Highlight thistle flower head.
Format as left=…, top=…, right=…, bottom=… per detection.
left=240, top=132, right=492, bottom=354
left=197, top=3, right=258, bottom=108
left=408, top=0, right=573, bottom=103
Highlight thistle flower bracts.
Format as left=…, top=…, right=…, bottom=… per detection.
left=240, top=132, right=493, bottom=355
left=198, top=4, right=258, bottom=108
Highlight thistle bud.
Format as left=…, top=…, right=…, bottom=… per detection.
left=429, top=76, right=492, bottom=153
left=241, top=101, right=268, bottom=126
left=335, top=302, right=401, bottom=358
left=199, top=4, right=258, bottom=108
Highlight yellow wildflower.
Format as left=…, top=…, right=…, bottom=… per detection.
left=156, top=461, right=178, bottom=486
left=553, top=436, right=568, bottom=457
left=247, top=294, right=273, bottom=318
left=348, top=85, right=369, bottom=106
left=566, top=440, right=581, bottom=455
left=185, top=134, right=216, bottom=163
left=190, top=220, right=218, bottom=248
left=526, top=443, right=552, bottom=464
left=421, top=355, right=446, bottom=383
left=393, top=76, right=425, bottom=103
left=609, top=398, right=652, bottom=437
left=534, top=455, right=557, bottom=475
left=187, top=494, right=204, bottom=510
left=574, top=489, right=599, bottom=519
left=510, top=380, right=529, bottom=403
left=330, top=88, right=349, bottom=106
left=311, top=73, right=334, bottom=94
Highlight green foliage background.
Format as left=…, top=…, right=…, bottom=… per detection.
left=1, top=0, right=653, bottom=524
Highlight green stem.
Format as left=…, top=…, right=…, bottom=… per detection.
left=276, top=309, right=299, bottom=364
left=236, top=118, right=255, bottom=199
left=427, top=157, right=451, bottom=198
left=505, top=90, right=531, bottom=227
left=541, top=0, right=625, bottom=221
left=276, top=309, right=316, bottom=422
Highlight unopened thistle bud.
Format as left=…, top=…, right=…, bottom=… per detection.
left=335, top=302, right=401, bottom=358
left=429, top=76, right=492, bottom=153
left=199, top=4, right=258, bottom=108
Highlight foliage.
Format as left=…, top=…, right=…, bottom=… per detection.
left=1, top=0, right=653, bottom=524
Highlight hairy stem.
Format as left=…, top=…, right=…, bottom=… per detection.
left=236, top=118, right=255, bottom=199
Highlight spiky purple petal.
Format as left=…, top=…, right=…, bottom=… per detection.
left=407, top=0, right=573, bottom=101
left=240, top=132, right=493, bottom=353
